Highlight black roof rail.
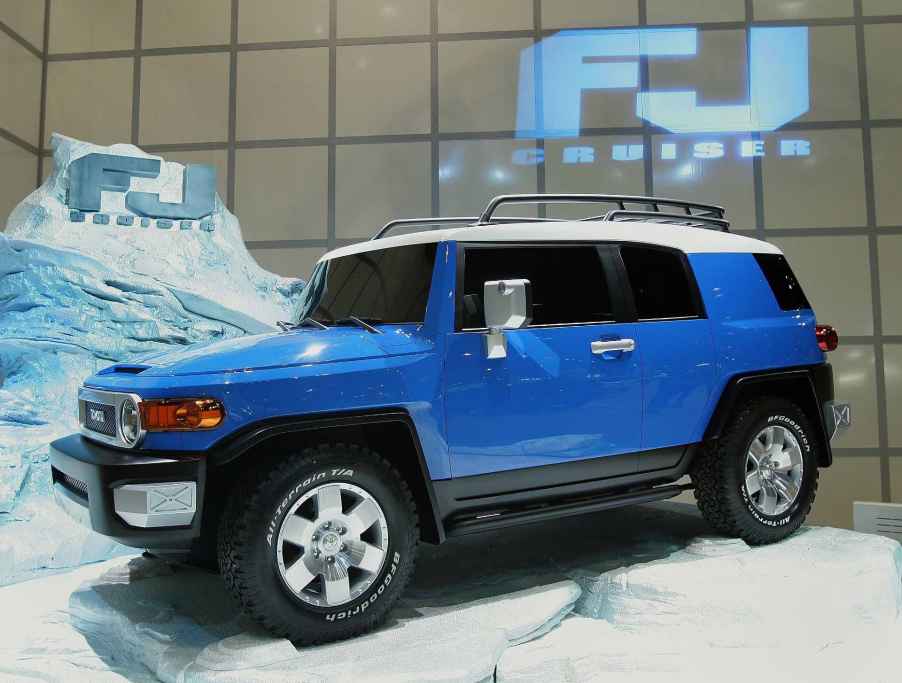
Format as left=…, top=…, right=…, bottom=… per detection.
left=477, top=194, right=729, bottom=231
left=371, top=217, right=478, bottom=240
left=602, top=210, right=730, bottom=232
left=371, top=215, right=566, bottom=240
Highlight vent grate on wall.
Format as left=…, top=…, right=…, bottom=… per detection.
left=853, top=501, right=902, bottom=542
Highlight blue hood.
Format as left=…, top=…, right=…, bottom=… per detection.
left=106, top=326, right=430, bottom=377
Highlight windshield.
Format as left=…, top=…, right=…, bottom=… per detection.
left=293, top=243, right=438, bottom=325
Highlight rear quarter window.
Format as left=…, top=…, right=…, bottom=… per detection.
left=754, top=253, right=811, bottom=311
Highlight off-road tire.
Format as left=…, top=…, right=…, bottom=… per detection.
left=217, top=443, right=419, bottom=644
left=691, top=397, right=819, bottom=545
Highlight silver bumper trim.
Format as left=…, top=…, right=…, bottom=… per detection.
left=113, top=481, right=197, bottom=528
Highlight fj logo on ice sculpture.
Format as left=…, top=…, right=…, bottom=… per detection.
left=66, top=153, right=217, bottom=231
left=516, top=26, right=809, bottom=137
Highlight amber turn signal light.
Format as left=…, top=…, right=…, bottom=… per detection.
left=140, top=398, right=225, bottom=431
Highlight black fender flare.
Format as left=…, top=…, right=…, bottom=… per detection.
left=704, top=365, right=834, bottom=467
left=207, top=408, right=445, bottom=543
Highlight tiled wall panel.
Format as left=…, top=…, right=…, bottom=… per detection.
left=0, top=0, right=900, bottom=527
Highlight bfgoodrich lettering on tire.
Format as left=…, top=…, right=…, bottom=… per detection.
left=691, top=397, right=819, bottom=545
left=217, top=443, right=418, bottom=644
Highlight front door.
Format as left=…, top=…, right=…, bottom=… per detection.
left=443, top=243, right=643, bottom=478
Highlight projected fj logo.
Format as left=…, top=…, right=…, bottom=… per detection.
left=516, top=26, right=809, bottom=137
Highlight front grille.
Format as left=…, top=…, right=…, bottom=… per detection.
left=53, top=468, right=89, bottom=501
left=82, top=400, right=116, bottom=437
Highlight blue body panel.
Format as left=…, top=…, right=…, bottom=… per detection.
left=87, top=329, right=454, bottom=479
left=82, top=242, right=824, bottom=485
left=688, top=252, right=824, bottom=431
left=443, top=323, right=643, bottom=477
left=635, top=318, right=716, bottom=452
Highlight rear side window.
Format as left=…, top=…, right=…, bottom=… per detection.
left=620, top=245, right=700, bottom=320
left=754, top=253, right=811, bottom=311
left=460, top=245, right=613, bottom=328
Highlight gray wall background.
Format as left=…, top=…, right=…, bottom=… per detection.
left=2, top=0, right=902, bottom=528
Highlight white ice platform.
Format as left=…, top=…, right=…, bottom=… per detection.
left=0, top=502, right=900, bottom=683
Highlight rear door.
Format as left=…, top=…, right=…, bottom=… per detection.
left=616, top=244, right=716, bottom=459
left=443, top=243, right=643, bottom=478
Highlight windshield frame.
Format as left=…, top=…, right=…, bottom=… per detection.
left=292, top=243, right=437, bottom=326
left=292, top=260, right=327, bottom=324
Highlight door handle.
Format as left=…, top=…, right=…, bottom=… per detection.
left=591, top=338, right=636, bottom=355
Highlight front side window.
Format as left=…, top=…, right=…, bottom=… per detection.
left=460, top=245, right=614, bottom=329
left=294, top=243, right=437, bottom=325
left=620, top=245, right=700, bottom=320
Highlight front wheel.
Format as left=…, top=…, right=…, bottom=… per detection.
left=217, top=443, right=419, bottom=644
left=692, top=397, right=820, bottom=545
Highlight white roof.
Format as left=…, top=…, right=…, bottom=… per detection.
left=320, top=221, right=781, bottom=263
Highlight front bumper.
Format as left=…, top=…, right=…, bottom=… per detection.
left=49, top=434, right=206, bottom=550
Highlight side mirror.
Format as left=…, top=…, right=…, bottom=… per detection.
left=483, top=279, right=532, bottom=359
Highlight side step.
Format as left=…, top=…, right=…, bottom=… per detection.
left=444, top=483, right=692, bottom=537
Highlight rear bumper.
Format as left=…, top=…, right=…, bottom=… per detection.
left=810, top=362, right=850, bottom=464
left=49, top=434, right=206, bottom=551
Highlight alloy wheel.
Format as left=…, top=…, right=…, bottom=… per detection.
left=744, top=425, right=804, bottom=517
left=275, top=482, right=389, bottom=607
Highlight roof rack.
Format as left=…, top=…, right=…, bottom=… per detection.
left=371, top=215, right=565, bottom=240
left=371, top=193, right=729, bottom=240
left=477, top=194, right=729, bottom=231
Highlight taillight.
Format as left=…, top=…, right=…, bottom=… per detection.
left=815, top=324, right=839, bottom=352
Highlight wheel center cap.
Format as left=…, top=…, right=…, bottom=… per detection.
left=321, top=532, right=341, bottom=554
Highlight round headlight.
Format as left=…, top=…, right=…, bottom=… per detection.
left=119, top=397, right=141, bottom=446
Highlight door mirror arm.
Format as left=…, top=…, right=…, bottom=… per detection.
left=482, top=279, right=532, bottom=359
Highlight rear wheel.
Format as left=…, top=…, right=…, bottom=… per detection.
left=217, top=443, right=418, bottom=644
left=692, top=397, right=819, bottom=545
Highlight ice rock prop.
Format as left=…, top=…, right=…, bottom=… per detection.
left=498, top=527, right=902, bottom=683
left=2, top=523, right=901, bottom=683
left=0, top=134, right=304, bottom=582
left=26, top=555, right=578, bottom=682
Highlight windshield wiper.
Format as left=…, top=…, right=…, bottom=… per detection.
left=332, top=316, right=383, bottom=334
left=300, top=317, right=329, bottom=329
left=277, top=317, right=328, bottom=331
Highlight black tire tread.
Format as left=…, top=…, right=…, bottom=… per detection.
left=217, top=442, right=419, bottom=645
left=691, top=397, right=819, bottom=546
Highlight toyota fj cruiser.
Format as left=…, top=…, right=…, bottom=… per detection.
left=51, top=194, right=850, bottom=644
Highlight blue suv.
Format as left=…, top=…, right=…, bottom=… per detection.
left=50, top=194, right=850, bottom=644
